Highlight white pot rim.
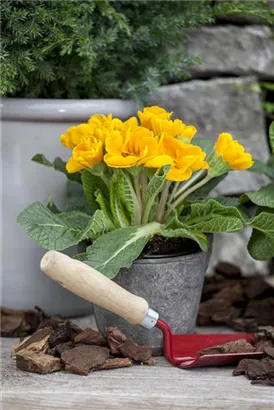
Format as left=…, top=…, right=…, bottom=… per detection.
left=1, top=98, right=138, bottom=122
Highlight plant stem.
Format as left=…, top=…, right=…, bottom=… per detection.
left=134, top=174, right=143, bottom=215
left=168, top=182, right=180, bottom=205
left=173, top=169, right=206, bottom=200
left=140, top=169, right=147, bottom=206
left=156, top=181, right=171, bottom=223
left=164, top=175, right=211, bottom=221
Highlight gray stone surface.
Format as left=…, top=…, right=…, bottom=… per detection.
left=186, top=26, right=274, bottom=78
left=94, top=240, right=212, bottom=353
left=150, top=76, right=269, bottom=195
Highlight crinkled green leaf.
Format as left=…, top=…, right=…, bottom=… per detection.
left=181, top=198, right=246, bottom=233
left=85, top=222, right=161, bottom=278
left=160, top=227, right=208, bottom=252
left=110, top=173, right=129, bottom=228
left=241, top=183, right=274, bottom=208
left=17, top=202, right=114, bottom=250
left=147, top=166, right=170, bottom=197
left=32, top=154, right=82, bottom=183
left=83, top=209, right=115, bottom=240
left=17, top=202, right=86, bottom=250
left=81, top=169, right=109, bottom=211
left=117, top=171, right=141, bottom=225
left=247, top=210, right=274, bottom=260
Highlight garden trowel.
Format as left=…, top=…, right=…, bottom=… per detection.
left=40, top=251, right=263, bottom=368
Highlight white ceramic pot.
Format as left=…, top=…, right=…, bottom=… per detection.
left=1, top=98, right=137, bottom=315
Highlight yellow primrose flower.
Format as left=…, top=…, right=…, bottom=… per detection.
left=138, top=106, right=172, bottom=131
left=66, top=136, right=103, bottom=173
left=60, top=124, right=94, bottom=149
left=104, top=126, right=158, bottom=168
left=215, top=133, right=253, bottom=170
left=138, top=106, right=196, bottom=140
left=88, top=113, right=123, bottom=142
left=145, top=136, right=208, bottom=181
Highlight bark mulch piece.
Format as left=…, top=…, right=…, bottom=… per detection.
left=16, top=352, right=62, bottom=374
left=198, top=262, right=274, bottom=330
left=6, top=308, right=155, bottom=376
left=1, top=306, right=45, bottom=337
left=61, top=345, right=110, bottom=376
left=106, top=327, right=155, bottom=365
left=200, top=339, right=255, bottom=356
left=74, top=328, right=106, bottom=346
left=94, top=357, right=133, bottom=371
left=202, top=327, right=274, bottom=386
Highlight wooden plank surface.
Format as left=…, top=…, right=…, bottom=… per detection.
left=1, top=337, right=273, bottom=410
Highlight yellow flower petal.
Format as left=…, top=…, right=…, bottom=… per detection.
left=66, top=157, right=84, bottom=173
left=145, top=155, right=174, bottom=168
left=167, top=167, right=192, bottom=182
left=104, top=154, right=138, bottom=168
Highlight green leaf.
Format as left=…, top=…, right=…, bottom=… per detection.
left=249, top=159, right=274, bottom=179
left=143, top=166, right=170, bottom=224
left=85, top=222, right=161, bottom=278
left=81, top=170, right=109, bottom=211
left=73, top=252, right=88, bottom=261
left=46, top=196, right=61, bottom=214
left=182, top=199, right=246, bottom=233
left=110, top=173, right=129, bottom=228
left=117, top=171, right=141, bottom=225
left=212, top=196, right=240, bottom=207
left=83, top=209, right=115, bottom=240
left=248, top=210, right=274, bottom=260
left=58, top=210, right=90, bottom=230
left=17, top=202, right=114, bottom=251
left=269, top=121, right=274, bottom=155
left=147, top=166, right=170, bottom=197
left=187, top=174, right=228, bottom=201
left=17, top=202, right=87, bottom=250
left=160, top=227, right=208, bottom=252
left=66, top=180, right=91, bottom=214
left=241, top=183, right=274, bottom=208
left=32, top=154, right=82, bottom=183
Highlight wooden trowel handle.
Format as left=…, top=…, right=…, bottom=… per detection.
left=40, top=250, right=149, bottom=326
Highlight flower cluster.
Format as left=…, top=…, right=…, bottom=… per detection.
left=61, top=106, right=253, bottom=181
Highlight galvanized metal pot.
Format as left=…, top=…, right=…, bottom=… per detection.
left=94, top=237, right=213, bottom=354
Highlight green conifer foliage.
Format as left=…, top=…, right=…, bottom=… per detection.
left=1, top=0, right=272, bottom=100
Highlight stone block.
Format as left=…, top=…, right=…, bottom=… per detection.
left=186, top=26, right=274, bottom=78
left=149, top=76, right=269, bottom=194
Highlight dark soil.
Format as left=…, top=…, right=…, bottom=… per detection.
left=141, top=235, right=200, bottom=257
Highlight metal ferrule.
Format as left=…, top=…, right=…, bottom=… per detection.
left=140, top=307, right=159, bottom=329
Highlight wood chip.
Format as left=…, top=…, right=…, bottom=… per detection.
left=215, top=262, right=241, bottom=278
left=54, top=342, right=74, bottom=356
left=16, top=351, right=62, bottom=374
left=254, top=335, right=273, bottom=352
left=1, top=307, right=44, bottom=337
left=95, top=357, right=133, bottom=371
left=264, top=346, right=274, bottom=359
left=233, top=359, right=249, bottom=376
left=229, top=317, right=258, bottom=332
left=106, top=327, right=127, bottom=355
left=200, top=339, right=255, bottom=356
left=243, top=277, right=270, bottom=299
left=261, top=326, right=274, bottom=343
left=244, top=299, right=274, bottom=325
left=119, top=339, right=153, bottom=364
left=74, top=328, right=106, bottom=346
left=49, top=321, right=74, bottom=348
left=12, top=327, right=52, bottom=358
left=61, top=345, right=109, bottom=376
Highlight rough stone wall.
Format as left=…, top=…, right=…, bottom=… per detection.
left=150, top=12, right=274, bottom=274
